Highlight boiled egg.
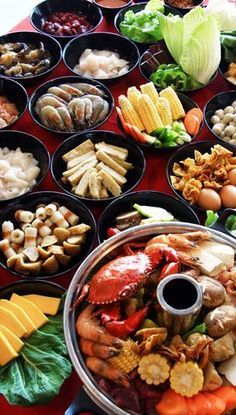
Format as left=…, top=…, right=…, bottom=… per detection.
left=228, top=169, right=236, bottom=186
left=198, top=188, right=221, bottom=211
left=219, top=185, right=236, bottom=208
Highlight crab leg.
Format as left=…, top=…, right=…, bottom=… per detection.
left=105, top=306, right=148, bottom=338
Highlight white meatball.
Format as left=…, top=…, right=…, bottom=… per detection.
left=224, top=106, right=234, bottom=114
left=215, top=109, right=224, bottom=119
left=212, top=123, right=225, bottom=135
left=231, top=101, right=236, bottom=108
left=211, top=115, right=220, bottom=124
left=223, top=136, right=231, bottom=142
left=223, top=113, right=233, bottom=124
left=229, top=138, right=236, bottom=146
left=224, top=125, right=235, bottom=136
left=232, top=132, right=236, bottom=140
left=233, top=114, right=236, bottom=123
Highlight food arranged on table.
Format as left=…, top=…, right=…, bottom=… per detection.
left=34, top=82, right=110, bottom=132
left=0, top=146, right=40, bottom=200
left=42, top=11, right=91, bottom=36
left=0, top=96, right=19, bottom=129
left=170, top=144, right=236, bottom=210
left=220, top=31, right=236, bottom=86
left=74, top=230, right=236, bottom=414
left=61, top=139, right=133, bottom=199
left=0, top=42, right=51, bottom=77
left=117, top=81, right=202, bottom=147
left=210, top=101, right=236, bottom=146
left=0, top=290, right=72, bottom=405
left=73, top=49, right=129, bottom=80
left=0, top=202, right=91, bottom=276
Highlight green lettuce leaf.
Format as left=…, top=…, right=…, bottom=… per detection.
left=0, top=314, right=72, bottom=406
left=221, top=30, right=236, bottom=62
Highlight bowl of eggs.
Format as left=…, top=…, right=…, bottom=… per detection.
left=204, top=90, right=236, bottom=149
left=167, top=140, right=236, bottom=213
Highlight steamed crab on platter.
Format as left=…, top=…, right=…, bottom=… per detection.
left=74, top=230, right=236, bottom=414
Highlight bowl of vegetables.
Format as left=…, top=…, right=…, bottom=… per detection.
left=204, top=90, right=236, bottom=148
left=98, top=190, right=199, bottom=243
left=114, top=0, right=182, bottom=51
left=117, top=81, right=203, bottom=151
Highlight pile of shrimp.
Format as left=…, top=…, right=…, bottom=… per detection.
left=0, top=96, right=19, bottom=129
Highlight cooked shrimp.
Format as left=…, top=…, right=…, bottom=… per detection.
left=35, top=95, right=65, bottom=114
left=70, top=83, right=104, bottom=97
left=146, top=231, right=211, bottom=250
left=86, top=356, right=129, bottom=387
left=76, top=304, right=122, bottom=347
left=47, top=86, right=72, bottom=102
left=80, top=338, right=120, bottom=359
left=39, top=106, right=65, bottom=131
left=56, top=107, right=74, bottom=132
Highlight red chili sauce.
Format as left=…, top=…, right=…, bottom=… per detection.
left=167, top=0, right=195, bottom=8
left=96, top=0, right=129, bottom=8
left=42, top=12, right=91, bottom=36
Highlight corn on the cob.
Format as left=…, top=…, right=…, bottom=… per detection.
left=160, top=87, right=185, bottom=120
left=127, top=87, right=142, bottom=111
left=118, top=95, right=144, bottom=131
left=137, top=94, right=163, bottom=134
left=138, top=353, right=170, bottom=385
left=140, top=82, right=159, bottom=104
left=156, top=97, right=172, bottom=126
left=109, top=339, right=140, bottom=374
left=170, top=361, right=204, bottom=397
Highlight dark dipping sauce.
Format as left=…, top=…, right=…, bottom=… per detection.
left=42, top=12, right=91, bottom=36
left=96, top=0, right=129, bottom=7
left=163, top=278, right=198, bottom=309
left=166, top=0, right=195, bottom=7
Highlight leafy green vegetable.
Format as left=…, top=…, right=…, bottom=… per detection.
left=183, top=323, right=206, bottom=339
left=225, top=214, right=236, bottom=237
left=119, top=0, right=165, bottom=44
left=221, top=31, right=236, bottom=62
left=159, top=7, right=221, bottom=85
left=0, top=314, right=72, bottom=406
left=205, top=210, right=219, bottom=227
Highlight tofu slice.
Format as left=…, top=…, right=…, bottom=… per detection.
left=67, top=150, right=96, bottom=169
left=23, top=294, right=61, bottom=316
left=198, top=241, right=235, bottom=269
left=0, top=306, right=27, bottom=338
left=97, top=162, right=127, bottom=185
left=188, top=248, right=224, bottom=277
left=0, top=331, right=18, bottom=366
left=10, top=294, right=48, bottom=329
left=98, top=170, right=122, bottom=197
left=62, top=139, right=94, bottom=162
left=0, top=325, right=24, bottom=353
left=0, top=299, right=37, bottom=337
left=96, top=150, right=127, bottom=176
left=95, top=142, right=128, bottom=160
left=68, top=159, right=98, bottom=186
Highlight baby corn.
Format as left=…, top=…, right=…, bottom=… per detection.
left=140, top=82, right=159, bottom=104
left=156, top=97, right=172, bottom=126
left=127, top=87, right=142, bottom=111
left=118, top=95, right=144, bottom=131
left=137, top=94, right=163, bottom=133
left=160, top=86, right=185, bottom=120
left=170, top=361, right=204, bottom=397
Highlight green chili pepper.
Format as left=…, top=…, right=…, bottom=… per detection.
left=205, top=210, right=219, bottom=227
left=225, top=214, right=236, bottom=231
left=150, top=64, right=192, bottom=90
left=183, top=323, right=206, bottom=339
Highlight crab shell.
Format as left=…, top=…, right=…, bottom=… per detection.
left=88, top=253, right=152, bottom=304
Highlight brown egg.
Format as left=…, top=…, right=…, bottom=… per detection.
left=219, top=185, right=236, bottom=208
left=198, top=188, right=222, bottom=211
left=228, top=169, right=236, bottom=186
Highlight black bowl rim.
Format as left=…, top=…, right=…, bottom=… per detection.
left=0, top=190, right=97, bottom=279
left=30, top=0, right=103, bottom=41
left=63, top=31, right=140, bottom=82
left=0, top=129, right=50, bottom=202
left=97, top=189, right=200, bottom=243
left=164, top=0, right=204, bottom=11
left=51, top=129, right=146, bottom=203
left=203, top=89, right=236, bottom=150
left=139, top=48, right=219, bottom=93
left=0, top=31, right=62, bottom=82
left=117, top=91, right=203, bottom=151
left=0, top=279, right=66, bottom=297
left=93, top=0, right=132, bottom=10
left=28, top=75, right=115, bottom=135
left=166, top=139, right=236, bottom=213
left=0, top=75, right=28, bottom=128
left=114, top=2, right=182, bottom=46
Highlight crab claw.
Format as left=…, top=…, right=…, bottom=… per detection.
left=159, top=261, right=180, bottom=280
left=144, top=244, right=179, bottom=268
left=105, top=306, right=149, bottom=338
left=73, top=283, right=90, bottom=309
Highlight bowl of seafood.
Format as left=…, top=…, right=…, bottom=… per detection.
left=0, top=191, right=96, bottom=279
left=51, top=130, right=146, bottom=203
left=29, top=76, right=114, bottom=136
left=0, top=130, right=49, bottom=204
left=0, top=76, right=28, bottom=130
left=204, top=91, right=236, bottom=149
left=30, top=0, right=103, bottom=46
left=63, top=32, right=140, bottom=85
left=97, top=190, right=200, bottom=243
left=166, top=141, right=236, bottom=213
left=64, top=222, right=236, bottom=415
left=0, top=31, right=62, bottom=86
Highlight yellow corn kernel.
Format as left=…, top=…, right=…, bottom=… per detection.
left=118, top=95, right=144, bottom=131
left=138, top=353, right=170, bottom=385
left=109, top=339, right=140, bottom=374
left=137, top=94, right=163, bottom=133
left=170, top=361, right=204, bottom=397
left=160, top=86, right=185, bottom=120
left=140, top=82, right=159, bottom=104
left=156, top=97, right=173, bottom=126
left=127, top=87, right=142, bottom=111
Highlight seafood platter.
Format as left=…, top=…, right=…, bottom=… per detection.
left=0, top=0, right=236, bottom=414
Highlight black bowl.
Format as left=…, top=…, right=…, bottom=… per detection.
left=166, top=140, right=236, bottom=213
left=0, top=76, right=28, bottom=130
left=0, top=130, right=50, bottom=205
left=51, top=130, right=146, bottom=204
left=209, top=208, right=236, bottom=240
left=98, top=190, right=200, bottom=243
left=29, top=76, right=114, bottom=136
left=0, top=191, right=96, bottom=279
left=117, top=92, right=203, bottom=152
left=63, top=32, right=140, bottom=85
left=0, top=279, right=65, bottom=299
left=93, top=0, right=132, bottom=19
left=30, top=0, right=103, bottom=47
left=164, top=0, right=204, bottom=14
left=0, top=31, right=62, bottom=86
left=219, top=59, right=236, bottom=90
left=114, top=2, right=182, bottom=51
left=139, top=43, right=218, bottom=93
left=204, top=90, right=236, bottom=149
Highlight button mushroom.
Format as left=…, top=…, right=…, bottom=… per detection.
left=204, top=305, right=236, bottom=338
left=197, top=276, right=226, bottom=309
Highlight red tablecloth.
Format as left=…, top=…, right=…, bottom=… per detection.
left=0, top=9, right=231, bottom=415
